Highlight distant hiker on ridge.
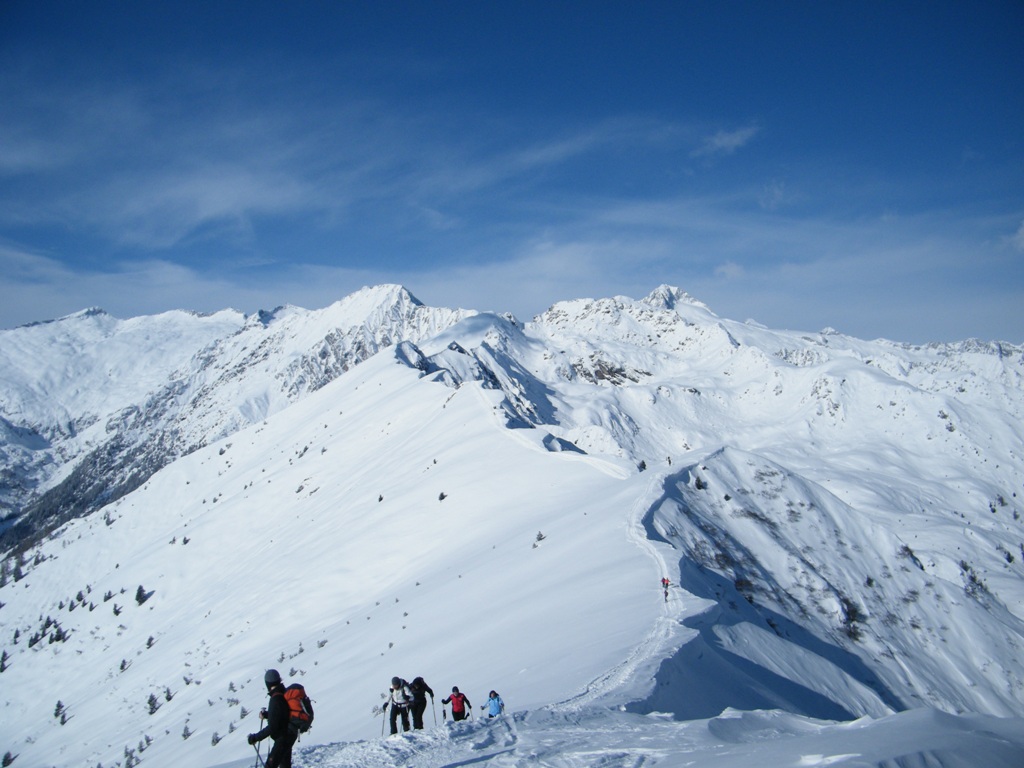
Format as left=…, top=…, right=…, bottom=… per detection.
left=482, top=690, right=504, bottom=718
left=383, top=676, right=415, bottom=734
left=409, top=676, right=435, bottom=729
left=248, top=669, right=296, bottom=767
left=442, top=686, right=471, bottom=722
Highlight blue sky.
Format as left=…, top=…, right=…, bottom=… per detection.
left=1, top=1, right=1021, bottom=342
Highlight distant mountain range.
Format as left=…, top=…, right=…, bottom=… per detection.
left=1, top=285, right=1022, bottom=767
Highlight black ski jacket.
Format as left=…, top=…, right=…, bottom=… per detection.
left=410, top=677, right=434, bottom=702
left=253, top=685, right=290, bottom=742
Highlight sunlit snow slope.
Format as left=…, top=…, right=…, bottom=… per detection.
left=0, top=344, right=656, bottom=767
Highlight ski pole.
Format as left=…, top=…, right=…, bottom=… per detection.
left=432, top=697, right=437, bottom=725
left=253, top=742, right=266, bottom=768
left=381, top=706, right=386, bottom=737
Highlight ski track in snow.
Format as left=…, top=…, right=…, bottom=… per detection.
left=548, top=469, right=698, bottom=714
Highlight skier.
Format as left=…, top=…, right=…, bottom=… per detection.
left=247, top=669, right=297, bottom=767
left=409, top=676, right=434, bottom=729
left=442, top=686, right=472, bottom=722
left=383, top=676, right=415, bottom=735
left=481, top=690, right=504, bottom=718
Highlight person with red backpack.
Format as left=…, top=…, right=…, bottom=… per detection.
left=442, top=686, right=471, bottom=722
left=248, top=669, right=296, bottom=768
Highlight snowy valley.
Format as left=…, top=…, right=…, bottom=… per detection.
left=1, top=285, right=1023, bottom=767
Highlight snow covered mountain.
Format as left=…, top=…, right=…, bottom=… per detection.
left=0, top=285, right=471, bottom=545
left=1, top=285, right=1023, bottom=767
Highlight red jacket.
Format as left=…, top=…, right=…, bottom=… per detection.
left=443, top=692, right=469, bottom=713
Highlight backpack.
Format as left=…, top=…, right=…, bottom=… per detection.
left=410, top=676, right=429, bottom=700
left=284, top=683, right=314, bottom=733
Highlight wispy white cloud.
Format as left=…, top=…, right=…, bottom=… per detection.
left=1, top=59, right=686, bottom=253
left=0, top=64, right=408, bottom=246
left=0, top=243, right=71, bottom=282
left=0, top=132, right=63, bottom=175
left=1011, top=219, right=1024, bottom=252
left=714, top=261, right=745, bottom=279
left=691, top=125, right=760, bottom=158
left=758, top=180, right=787, bottom=211
left=77, top=165, right=318, bottom=249
left=398, top=116, right=681, bottom=206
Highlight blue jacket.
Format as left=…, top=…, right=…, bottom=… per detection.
left=486, top=694, right=504, bottom=717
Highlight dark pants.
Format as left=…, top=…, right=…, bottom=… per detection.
left=451, top=709, right=466, bottom=722
left=390, top=704, right=410, bottom=734
left=266, top=731, right=297, bottom=768
left=412, top=699, right=429, bottom=729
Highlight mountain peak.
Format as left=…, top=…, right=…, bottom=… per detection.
left=643, top=285, right=713, bottom=313
left=347, top=283, right=424, bottom=309
left=18, top=306, right=111, bottom=329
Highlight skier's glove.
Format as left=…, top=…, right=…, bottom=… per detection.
left=247, top=734, right=258, bottom=745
